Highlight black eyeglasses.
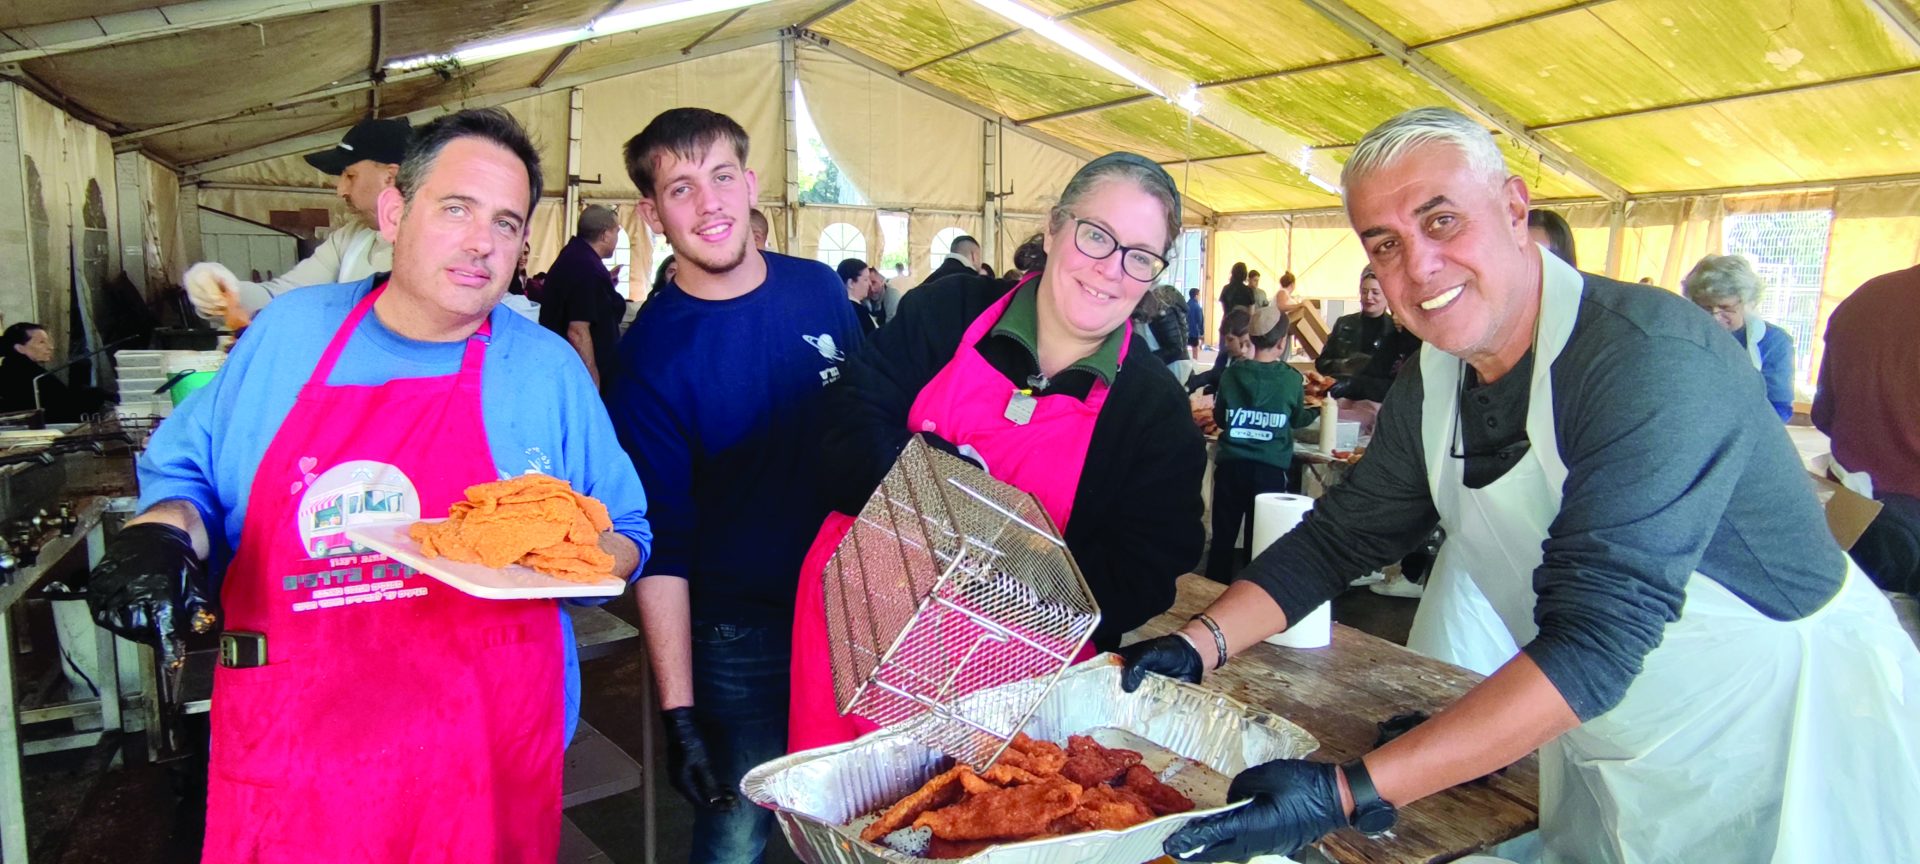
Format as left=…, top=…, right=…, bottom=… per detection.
left=1072, top=218, right=1169, bottom=282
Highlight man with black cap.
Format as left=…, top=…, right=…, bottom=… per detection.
left=184, top=117, right=410, bottom=323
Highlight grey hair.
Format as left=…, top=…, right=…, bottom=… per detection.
left=1049, top=159, right=1180, bottom=256
left=576, top=204, right=620, bottom=241
left=1342, top=107, right=1508, bottom=193
left=1682, top=254, right=1764, bottom=306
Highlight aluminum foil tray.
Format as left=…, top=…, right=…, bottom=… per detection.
left=743, top=654, right=1320, bottom=864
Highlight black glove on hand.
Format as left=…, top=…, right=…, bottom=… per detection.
left=662, top=707, right=736, bottom=811
left=1327, top=380, right=1353, bottom=400
left=1117, top=633, right=1203, bottom=693
left=1163, top=759, right=1346, bottom=862
left=919, top=432, right=985, bottom=472
left=86, top=522, right=214, bottom=645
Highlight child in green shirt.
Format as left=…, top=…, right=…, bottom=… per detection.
left=1206, top=305, right=1319, bottom=582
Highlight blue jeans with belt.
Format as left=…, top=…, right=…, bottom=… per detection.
left=689, top=621, right=793, bottom=864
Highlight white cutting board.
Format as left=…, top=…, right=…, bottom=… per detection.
left=346, top=520, right=625, bottom=600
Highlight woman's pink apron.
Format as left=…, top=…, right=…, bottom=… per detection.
left=788, top=279, right=1124, bottom=752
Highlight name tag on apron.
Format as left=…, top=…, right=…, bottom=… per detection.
left=1004, top=389, right=1037, bottom=426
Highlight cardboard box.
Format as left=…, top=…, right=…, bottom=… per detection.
left=1808, top=470, right=1882, bottom=552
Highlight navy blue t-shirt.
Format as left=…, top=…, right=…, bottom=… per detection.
left=608, top=251, right=863, bottom=625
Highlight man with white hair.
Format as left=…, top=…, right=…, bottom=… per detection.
left=183, top=118, right=409, bottom=322
left=1121, top=107, right=1920, bottom=862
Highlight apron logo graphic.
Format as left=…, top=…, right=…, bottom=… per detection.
left=296, top=460, right=421, bottom=560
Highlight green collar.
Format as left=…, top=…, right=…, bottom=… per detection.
left=988, top=280, right=1125, bottom=385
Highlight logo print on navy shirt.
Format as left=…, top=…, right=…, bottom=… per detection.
left=803, top=333, right=846, bottom=362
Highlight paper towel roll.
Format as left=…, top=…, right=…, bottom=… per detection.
left=1254, top=493, right=1332, bottom=648
left=1318, top=397, right=1340, bottom=456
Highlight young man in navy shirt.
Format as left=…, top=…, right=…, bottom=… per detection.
left=608, top=108, right=862, bottom=864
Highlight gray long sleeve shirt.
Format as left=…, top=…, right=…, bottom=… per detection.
left=1242, top=273, right=1846, bottom=721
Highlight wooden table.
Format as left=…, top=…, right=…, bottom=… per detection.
left=1124, top=575, right=1538, bottom=864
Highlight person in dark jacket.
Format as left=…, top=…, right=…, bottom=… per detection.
left=0, top=323, right=112, bottom=422
left=919, top=234, right=983, bottom=290
left=1187, top=288, right=1205, bottom=359
left=1219, top=261, right=1253, bottom=315
left=789, top=152, right=1205, bottom=753
left=837, top=257, right=880, bottom=336
left=1316, top=267, right=1393, bottom=380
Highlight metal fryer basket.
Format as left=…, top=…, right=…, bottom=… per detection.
left=824, top=435, right=1100, bottom=767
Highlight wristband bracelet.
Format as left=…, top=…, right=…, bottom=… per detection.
left=1191, top=613, right=1229, bottom=670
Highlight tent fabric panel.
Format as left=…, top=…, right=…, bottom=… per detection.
left=550, top=15, right=747, bottom=80
left=498, top=90, right=573, bottom=196
left=908, top=210, right=983, bottom=286
left=1281, top=213, right=1373, bottom=302
left=525, top=196, right=571, bottom=291
left=1027, top=99, right=1249, bottom=163
left=793, top=204, right=883, bottom=270
left=377, top=51, right=567, bottom=114
left=576, top=42, right=784, bottom=201
left=911, top=31, right=1146, bottom=122
left=380, top=0, right=599, bottom=63
left=1542, top=200, right=1616, bottom=276
left=1212, top=58, right=1458, bottom=147
left=1614, top=196, right=1723, bottom=289
left=1172, top=155, right=1338, bottom=213
left=811, top=0, right=1017, bottom=72
left=998, top=213, right=1048, bottom=272
left=799, top=44, right=984, bottom=210
left=1000, top=126, right=1084, bottom=213
left=709, top=0, right=843, bottom=40
left=1494, top=138, right=1598, bottom=200
left=201, top=154, right=338, bottom=190
left=1810, top=181, right=1920, bottom=381
left=2, top=0, right=158, bottom=30
left=1426, top=0, right=1919, bottom=128
left=196, top=187, right=354, bottom=235
left=1067, top=0, right=1373, bottom=85
left=1336, top=0, right=1576, bottom=45
left=21, top=7, right=369, bottom=128
left=141, top=96, right=367, bottom=167
left=1541, top=74, right=1920, bottom=192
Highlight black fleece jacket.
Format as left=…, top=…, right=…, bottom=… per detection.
left=816, top=274, right=1207, bottom=648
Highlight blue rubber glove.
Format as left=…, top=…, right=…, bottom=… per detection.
left=1163, top=759, right=1347, bottom=862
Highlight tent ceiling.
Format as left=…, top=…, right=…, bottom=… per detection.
left=16, top=0, right=1918, bottom=214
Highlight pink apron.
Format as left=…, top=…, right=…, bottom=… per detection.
left=203, top=286, right=564, bottom=863
left=788, top=279, right=1122, bottom=752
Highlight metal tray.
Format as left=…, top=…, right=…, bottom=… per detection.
left=743, top=654, right=1319, bottom=864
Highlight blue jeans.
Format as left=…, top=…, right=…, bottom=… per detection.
left=689, top=621, right=793, bottom=864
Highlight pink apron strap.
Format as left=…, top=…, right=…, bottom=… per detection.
left=306, top=283, right=496, bottom=390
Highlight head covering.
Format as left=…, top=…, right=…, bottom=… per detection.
left=1075, top=151, right=1181, bottom=227
left=304, top=118, right=413, bottom=175
left=1251, top=303, right=1285, bottom=340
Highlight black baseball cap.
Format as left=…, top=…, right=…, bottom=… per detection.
left=304, top=117, right=412, bottom=175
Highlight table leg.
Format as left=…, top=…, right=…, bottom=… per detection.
left=83, top=525, right=119, bottom=736
left=639, top=641, right=656, bottom=864
left=1, top=603, right=31, bottom=863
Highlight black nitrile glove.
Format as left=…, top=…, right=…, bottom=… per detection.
left=1164, top=759, right=1347, bottom=862
left=1327, top=380, right=1354, bottom=401
left=662, top=707, right=736, bottom=811
left=85, top=522, right=215, bottom=646
left=919, top=432, right=985, bottom=472
left=1117, top=633, right=1203, bottom=693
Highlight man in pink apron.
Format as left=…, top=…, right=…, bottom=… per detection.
left=1122, top=107, right=1920, bottom=862
left=788, top=152, right=1205, bottom=755
left=88, top=109, right=651, bottom=863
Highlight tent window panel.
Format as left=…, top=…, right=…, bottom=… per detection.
left=1721, top=210, right=1834, bottom=397
left=817, top=222, right=868, bottom=267
left=604, top=229, right=633, bottom=297
left=929, top=226, right=966, bottom=270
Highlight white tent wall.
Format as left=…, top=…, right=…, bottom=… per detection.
left=998, top=213, right=1047, bottom=274
left=793, top=205, right=881, bottom=270
left=0, top=82, right=119, bottom=367
left=908, top=210, right=983, bottom=286
left=113, top=151, right=186, bottom=301
left=578, top=43, right=784, bottom=202
left=797, top=44, right=983, bottom=212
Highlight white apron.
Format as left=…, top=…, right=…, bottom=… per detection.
left=1412, top=249, right=1920, bottom=862
left=1740, top=314, right=1765, bottom=371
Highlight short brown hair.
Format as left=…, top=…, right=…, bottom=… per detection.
left=623, top=107, right=750, bottom=199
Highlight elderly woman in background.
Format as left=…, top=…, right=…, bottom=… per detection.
left=787, top=153, right=1206, bottom=752
left=1684, top=254, right=1795, bottom=421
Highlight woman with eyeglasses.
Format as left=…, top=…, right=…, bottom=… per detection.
left=785, top=153, right=1207, bottom=752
